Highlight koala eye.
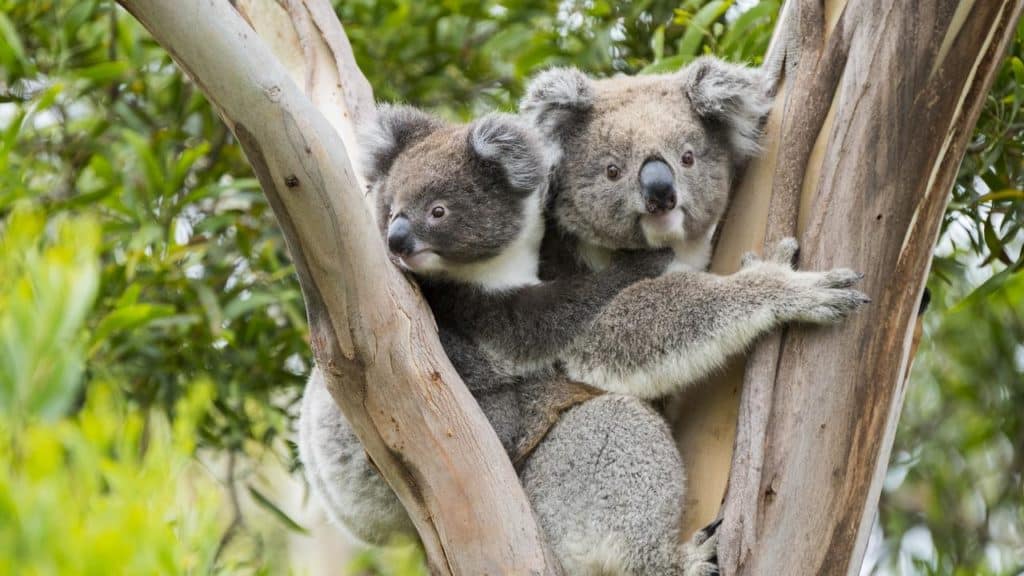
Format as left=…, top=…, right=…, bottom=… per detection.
left=606, top=164, right=621, bottom=180
left=681, top=150, right=695, bottom=167
left=430, top=205, right=447, bottom=220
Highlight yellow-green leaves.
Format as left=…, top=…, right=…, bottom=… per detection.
left=0, top=205, right=100, bottom=422
left=0, top=381, right=223, bottom=576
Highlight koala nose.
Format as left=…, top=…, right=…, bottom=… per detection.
left=639, top=159, right=677, bottom=214
left=387, top=216, right=415, bottom=256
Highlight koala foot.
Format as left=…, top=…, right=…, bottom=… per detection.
left=683, top=518, right=721, bottom=576
left=742, top=237, right=870, bottom=325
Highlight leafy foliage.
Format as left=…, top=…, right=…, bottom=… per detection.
left=338, top=0, right=777, bottom=118
left=939, top=22, right=1024, bottom=274
left=1, top=0, right=307, bottom=465
left=0, top=206, right=224, bottom=575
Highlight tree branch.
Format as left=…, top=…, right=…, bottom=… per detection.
left=114, top=1, right=557, bottom=573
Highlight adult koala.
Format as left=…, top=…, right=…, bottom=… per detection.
left=515, top=56, right=869, bottom=573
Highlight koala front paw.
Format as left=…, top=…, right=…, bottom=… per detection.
left=683, top=518, right=721, bottom=576
left=742, top=237, right=869, bottom=325
left=783, top=267, right=870, bottom=324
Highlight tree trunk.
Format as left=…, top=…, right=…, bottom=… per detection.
left=674, top=1, right=1024, bottom=574
left=113, top=1, right=559, bottom=574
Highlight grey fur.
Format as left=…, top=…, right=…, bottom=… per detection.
left=562, top=237, right=870, bottom=399
left=522, top=395, right=719, bottom=575
left=519, top=59, right=865, bottom=400
left=359, top=104, right=445, bottom=184
left=526, top=66, right=743, bottom=253
left=683, top=56, right=773, bottom=160
left=470, top=114, right=547, bottom=193
left=297, top=370, right=416, bottom=544
left=520, top=66, right=595, bottom=151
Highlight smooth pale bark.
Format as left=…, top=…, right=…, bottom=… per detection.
left=674, top=1, right=1024, bottom=575
left=114, top=1, right=558, bottom=574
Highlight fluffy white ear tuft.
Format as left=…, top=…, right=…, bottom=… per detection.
left=469, top=114, right=547, bottom=195
left=682, top=56, right=774, bottom=161
left=520, top=67, right=595, bottom=145
left=358, top=104, right=444, bottom=184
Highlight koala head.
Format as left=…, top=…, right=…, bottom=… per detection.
left=521, top=57, right=772, bottom=254
left=360, top=105, right=548, bottom=285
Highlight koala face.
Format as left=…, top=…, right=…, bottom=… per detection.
left=522, top=57, right=772, bottom=252
left=360, top=106, right=547, bottom=283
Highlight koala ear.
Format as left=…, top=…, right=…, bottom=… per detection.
left=359, top=104, right=444, bottom=183
left=682, top=56, right=773, bottom=160
left=520, top=67, right=595, bottom=145
left=469, top=113, right=546, bottom=195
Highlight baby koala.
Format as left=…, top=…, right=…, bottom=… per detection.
left=375, top=123, right=673, bottom=401
left=372, top=107, right=669, bottom=372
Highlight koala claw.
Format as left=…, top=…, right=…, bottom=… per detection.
left=740, top=237, right=799, bottom=270
left=794, top=287, right=871, bottom=324
left=739, top=250, right=759, bottom=269
left=769, top=236, right=799, bottom=266
left=694, top=517, right=723, bottom=545
left=818, top=268, right=863, bottom=289
left=684, top=520, right=721, bottom=576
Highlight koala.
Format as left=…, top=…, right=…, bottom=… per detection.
left=509, top=57, right=869, bottom=573
left=518, top=56, right=870, bottom=399
left=299, top=107, right=723, bottom=575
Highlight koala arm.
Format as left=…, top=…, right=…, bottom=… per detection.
left=564, top=238, right=870, bottom=399
left=423, top=249, right=671, bottom=368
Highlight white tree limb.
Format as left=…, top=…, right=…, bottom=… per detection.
left=115, top=1, right=558, bottom=573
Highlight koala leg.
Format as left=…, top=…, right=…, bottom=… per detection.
left=297, top=368, right=417, bottom=546
left=520, top=394, right=717, bottom=575
left=564, top=237, right=869, bottom=399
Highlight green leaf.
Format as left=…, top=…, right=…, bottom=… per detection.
left=975, top=189, right=1024, bottom=203
left=89, top=303, right=177, bottom=353
left=651, top=25, right=665, bottom=62
left=75, top=61, right=130, bottom=83
left=640, top=53, right=690, bottom=74
left=721, top=1, right=779, bottom=56
left=247, top=485, right=308, bottom=534
left=223, top=290, right=300, bottom=321
left=677, top=0, right=732, bottom=58
left=0, top=12, right=28, bottom=69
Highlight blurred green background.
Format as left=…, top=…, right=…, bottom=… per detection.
left=0, top=1, right=1020, bottom=574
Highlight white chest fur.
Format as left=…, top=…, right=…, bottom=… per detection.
left=446, top=193, right=545, bottom=290
left=578, top=228, right=714, bottom=273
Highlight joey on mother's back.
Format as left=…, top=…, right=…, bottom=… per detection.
left=299, top=107, right=722, bottom=575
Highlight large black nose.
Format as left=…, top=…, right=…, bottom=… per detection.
left=387, top=216, right=415, bottom=256
left=639, top=159, right=676, bottom=213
